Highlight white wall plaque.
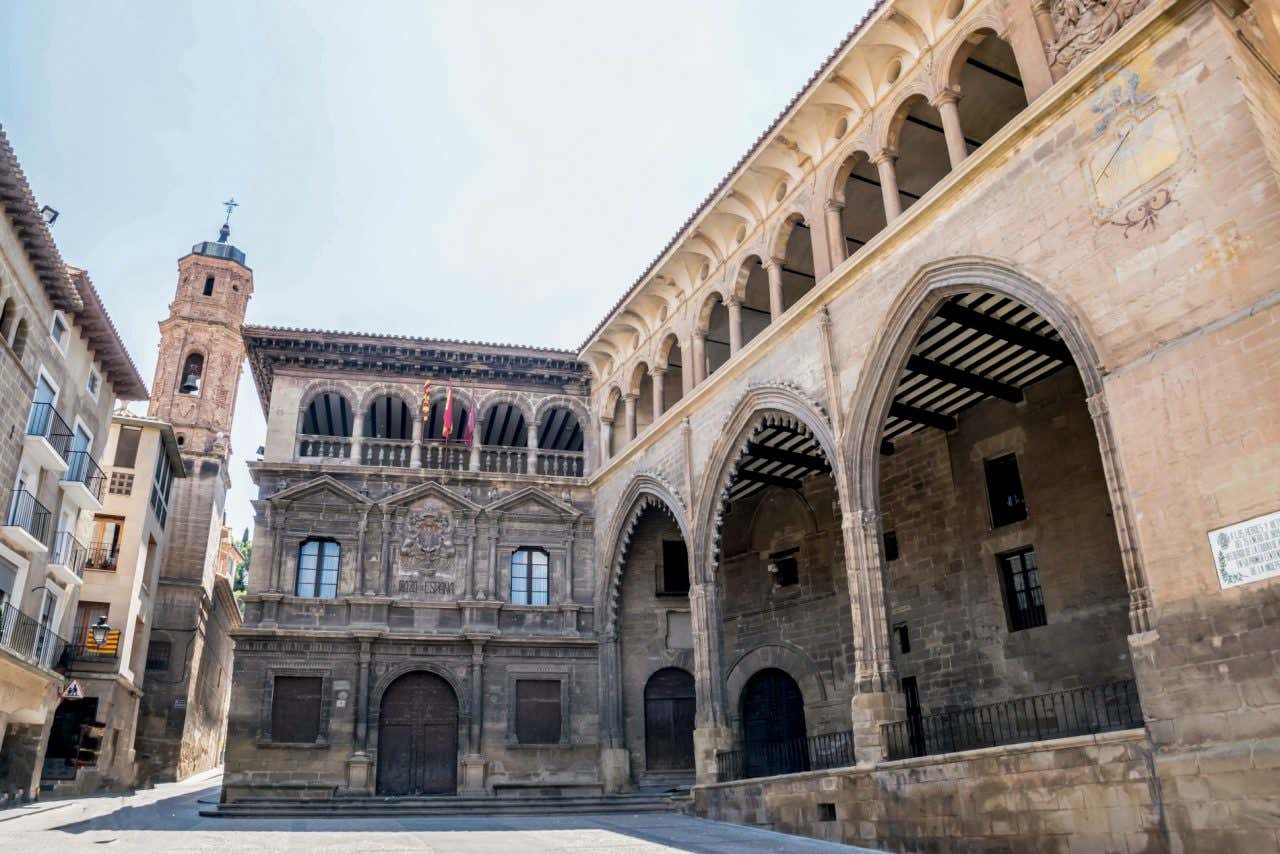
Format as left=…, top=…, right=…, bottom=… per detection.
left=1210, top=510, right=1280, bottom=589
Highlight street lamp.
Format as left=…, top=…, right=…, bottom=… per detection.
left=90, top=616, right=110, bottom=647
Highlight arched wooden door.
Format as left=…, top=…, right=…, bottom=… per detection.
left=740, top=668, right=808, bottom=778
left=376, top=672, right=458, bottom=795
left=644, top=667, right=695, bottom=771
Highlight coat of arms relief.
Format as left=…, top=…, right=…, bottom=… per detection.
left=395, top=505, right=459, bottom=597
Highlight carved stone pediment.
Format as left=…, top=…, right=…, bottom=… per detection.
left=1046, top=0, right=1151, bottom=74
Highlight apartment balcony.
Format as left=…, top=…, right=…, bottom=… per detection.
left=24, top=402, right=72, bottom=476
left=63, top=627, right=121, bottom=671
left=48, top=530, right=88, bottom=583
left=0, top=600, right=69, bottom=672
left=297, top=436, right=585, bottom=478
left=1, top=489, right=51, bottom=555
left=84, top=542, right=119, bottom=572
left=58, top=451, right=105, bottom=512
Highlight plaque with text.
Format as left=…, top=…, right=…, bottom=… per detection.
left=1210, top=510, right=1280, bottom=589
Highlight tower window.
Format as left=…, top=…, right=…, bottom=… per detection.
left=510, top=548, right=549, bottom=605
left=768, top=548, right=799, bottom=587
left=202, top=275, right=215, bottom=296
left=984, top=453, right=1027, bottom=528
left=179, top=352, right=204, bottom=395
left=657, top=539, right=689, bottom=595
left=894, top=622, right=911, bottom=654
left=883, top=530, right=899, bottom=561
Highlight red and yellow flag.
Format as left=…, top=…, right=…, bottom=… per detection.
left=441, top=386, right=455, bottom=441
left=420, top=379, right=432, bottom=420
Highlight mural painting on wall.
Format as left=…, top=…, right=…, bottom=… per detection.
left=398, top=503, right=458, bottom=598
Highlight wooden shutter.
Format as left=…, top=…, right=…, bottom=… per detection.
left=271, top=676, right=323, bottom=743
left=515, top=679, right=561, bottom=744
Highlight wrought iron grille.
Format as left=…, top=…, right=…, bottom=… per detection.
left=0, top=600, right=69, bottom=671
left=716, top=730, right=854, bottom=783
left=4, top=488, right=52, bottom=545
left=882, top=680, right=1144, bottom=761
left=49, top=531, right=88, bottom=577
left=25, top=402, right=72, bottom=460
left=64, top=451, right=106, bottom=502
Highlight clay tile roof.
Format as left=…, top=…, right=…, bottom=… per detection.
left=577, top=0, right=889, bottom=355
left=243, top=323, right=578, bottom=358
left=0, top=126, right=82, bottom=312
left=67, top=266, right=149, bottom=400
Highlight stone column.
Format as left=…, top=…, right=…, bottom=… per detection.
left=598, top=632, right=631, bottom=793
left=409, top=412, right=424, bottom=467
left=380, top=507, right=394, bottom=595
left=824, top=199, right=847, bottom=267
left=872, top=150, right=904, bottom=221
left=689, top=579, right=732, bottom=785
left=344, top=635, right=375, bottom=794
left=563, top=528, right=576, bottom=604
left=526, top=419, right=539, bottom=474
left=650, top=366, right=666, bottom=418
left=355, top=510, right=369, bottom=595
left=269, top=505, right=287, bottom=593
left=462, top=523, right=476, bottom=599
left=622, top=393, right=638, bottom=443
left=460, top=640, right=488, bottom=793
left=350, top=408, right=366, bottom=465
left=1031, top=0, right=1056, bottom=56
left=691, top=328, right=708, bottom=384
left=680, top=343, right=693, bottom=396
left=932, top=90, right=969, bottom=168
left=599, top=416, right=614, bottom=464
left=725, top=296, right=743, bottom=354
left=763, top=258, right=784, bottom=320
left=469, top=418, right=484, bottom=471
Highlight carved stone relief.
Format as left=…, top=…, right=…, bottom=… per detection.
left=1047, top=0, right=1151, bottom=74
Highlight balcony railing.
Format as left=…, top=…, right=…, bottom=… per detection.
left=480, top=446, right=528, bottom=474
left=25, top=402, right=73, bottom=460
left=63, top=451, right=106, bottom=503
left=49, top=531, right=88, bottom=578
left=361, top=438, right=414, bottom=467
left=535, top=449, right=585, bottom=478
left=716, top=730, right=854, bottom=783
left=882, top=680, right=1144, bottom=761
left=85, top=543, right=119, bottom=571
left=4, top=489, right=52, bottom=546
left=297, top=434, right=352, bottom=459
left=0, top=601, right=69, bottom=671
left=421, top=440, right=470, bottom=471
left=63, top=628, right=121, bottom=666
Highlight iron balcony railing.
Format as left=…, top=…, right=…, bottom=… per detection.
left=63, top=628, right=122, bottom=666
left=882, top=680, right=1144, bottom=761
left=49, top=531, right=88, bottom=578
left=0, top=600, right=70, bottom=671
left=4, top=488, right=52, bottom=546
left=716, top=730, right=854, bottom=783
left=63, top=451, right=106, bottom=503
left=85, top=542, right=119, bottom=571
left=26, top=402, right=73, bottom=461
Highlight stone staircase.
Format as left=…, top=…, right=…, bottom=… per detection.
left=200, top=791, right=691, bottom=818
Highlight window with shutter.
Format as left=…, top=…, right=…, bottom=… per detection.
left=514, top=679, right=561, bottom=744
left=271, top=675, right=324, bottom=743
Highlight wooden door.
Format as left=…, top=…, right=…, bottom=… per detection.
left=376, top=672, right=458, bottom=795
left=740, top=668, right=807, bottom=777
left=644, top=668, right=696, bottom=771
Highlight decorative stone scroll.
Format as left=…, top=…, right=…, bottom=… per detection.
left=1047, top=0, right=1152, bottom=74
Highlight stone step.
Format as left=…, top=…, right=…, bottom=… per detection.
left=201, top=793, right=690, bottom=818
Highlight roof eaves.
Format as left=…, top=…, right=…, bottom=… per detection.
left=68, top=267, right=149, bottom=400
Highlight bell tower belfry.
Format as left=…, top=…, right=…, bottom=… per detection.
left=148, top=213, right=253, bottom=457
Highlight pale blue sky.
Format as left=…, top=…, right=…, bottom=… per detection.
left=2, top=0, right=871, bottom=535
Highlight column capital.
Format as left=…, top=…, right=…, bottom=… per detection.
left=621, top=392, right=639, bottom=403
left=693, top=325, right=709, bottom=338
left=870, top=148, right=899, bottom=165
left=930, top=87, right=962, bottom=108
left=648, top=364, right=668, bottom=378
left=1031, top=0, right=1052, bottom=11
left=823, top=198, right=846, bottom=214
left=762, top=256, right=784, bottom=272
left=723, top=294, right=742, bottom=309
left=599, top=415, right=615, bottom=426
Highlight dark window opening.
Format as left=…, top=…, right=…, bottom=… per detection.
left=114, top=427, right=142, bottom=468
left=883, top=529, right=899, bottom=561
left=894, top=622, right=911, bottom=654
left=769, top=548, right=799, bottom=587
left=145, top=640, right=171, bottom=671
left=984, top=453, right=1027, bottom=528
left=999, top=546, right=1046, bottom=631
left=514, top=679, right=561, bottom=744
left=817, top=803, right=837, bottom=822
left=202, top=275, right=215, bottom=296
left=658, top=539, right=689, bottom=595
left=271, top=675, right=323, bottom=743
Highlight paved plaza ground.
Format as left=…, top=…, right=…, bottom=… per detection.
left=0, top=771, right=879, bottom=853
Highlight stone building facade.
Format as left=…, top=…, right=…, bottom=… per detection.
left=0, top=126, right=150, bottom=802
left=222, top=0, right=1280, bottom=849
left=133, top=227, right=247, bottom=783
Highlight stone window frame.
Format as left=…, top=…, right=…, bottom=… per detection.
left=496, top=540, right=565, bottom=608
left=663, top=607, right=693, bottom=651
left=258, top=666, right=333, bottom=749
left=503, top=664, right=572, bottom=748
left=282, top=529, right=355, bottom=601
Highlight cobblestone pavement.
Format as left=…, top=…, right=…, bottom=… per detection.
left=0, top=771, right=882, bottom=853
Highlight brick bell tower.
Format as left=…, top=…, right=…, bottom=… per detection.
left=134, top=209, right=253, bottom=783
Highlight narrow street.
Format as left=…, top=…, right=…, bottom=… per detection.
left=0, top=771, right=879, bottom=853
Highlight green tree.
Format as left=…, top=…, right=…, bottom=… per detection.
left=234, top=527, right=252, bottom=613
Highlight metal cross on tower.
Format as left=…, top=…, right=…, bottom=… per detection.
left=222, top=197, right=239, bottom=225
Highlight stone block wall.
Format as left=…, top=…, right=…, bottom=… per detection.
left=694, top=730, right=1164, bottom=853
left=881, top=369, right=1133, bottom=713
